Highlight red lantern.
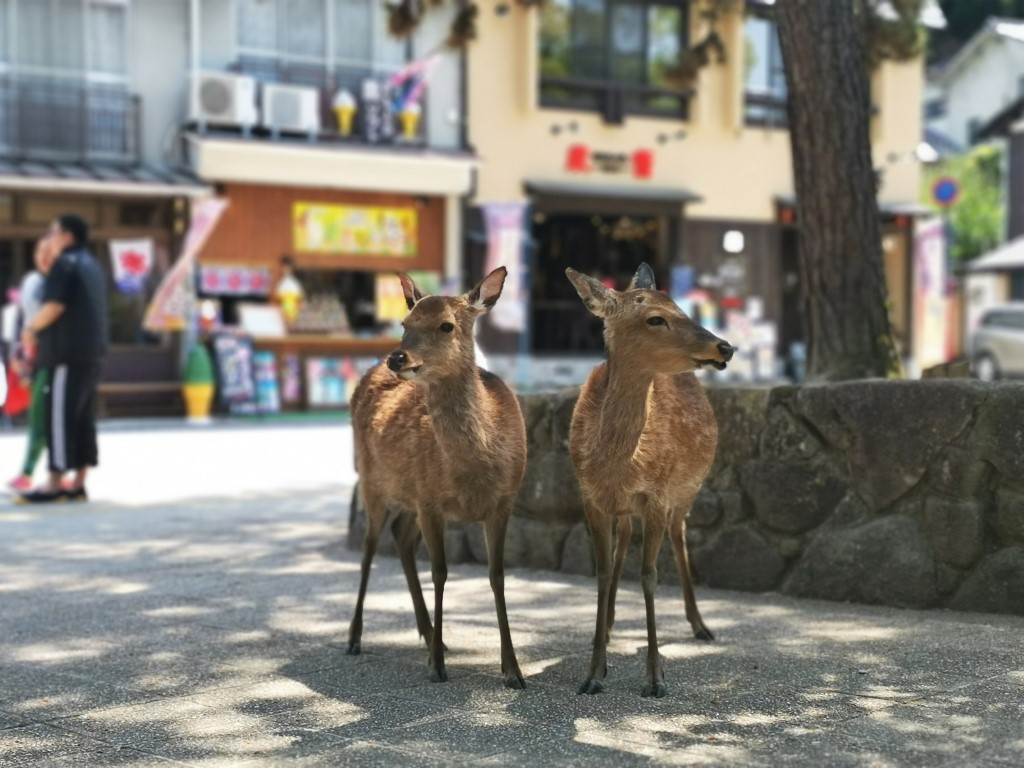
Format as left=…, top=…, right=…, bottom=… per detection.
left=780, top=207, right=795, bottom=224
left=566, top=143, right=591, bottom=173
left=895, top=214, right=909, bottom=229
left=632, top=149, right=654, bottom=179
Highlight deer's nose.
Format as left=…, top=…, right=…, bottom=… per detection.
left=718, top=342, right=735, bottom=361
left=387, top=351, right=407, bottom=372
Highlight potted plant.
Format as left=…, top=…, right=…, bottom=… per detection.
left=182, top=342, right=216, bottom=422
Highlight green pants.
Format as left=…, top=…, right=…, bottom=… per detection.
left=22, top=369, right=48, bottom=476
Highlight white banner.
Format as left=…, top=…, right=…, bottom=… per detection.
left=482, top=201, right=528, bottom=332
left=109, top=238, right=154, bottom=294
left=144, top=198, right=229, bottom=332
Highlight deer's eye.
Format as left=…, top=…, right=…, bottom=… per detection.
left=439, top=322, right=455, bottom=333
left=646, top=316, right=667, bottom=327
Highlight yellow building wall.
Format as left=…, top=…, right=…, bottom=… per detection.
left=468, top=5, right=924, bottom=223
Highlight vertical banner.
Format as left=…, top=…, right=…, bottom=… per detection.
left=913, top=218, right=948, bottom=372
left=144, top=198, right=229, bottom=332
left=109, top=238, right=154, bottom=294
left=482, top=202, right=528, bottom=332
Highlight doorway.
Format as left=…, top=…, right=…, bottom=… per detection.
left=531, top=212, right=663, bottom=354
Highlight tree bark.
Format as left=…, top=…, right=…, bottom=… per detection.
left=775, top=0, right=902, bottom=380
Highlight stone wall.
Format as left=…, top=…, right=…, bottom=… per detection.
left=347, top=380, right=1024, bottom=616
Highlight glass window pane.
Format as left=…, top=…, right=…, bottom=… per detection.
left=373, top=2, right=406, bottom=68
left=55, top=0, right=85, bottom=71
left=335, top=0, right=371, bottom=65
left=15, top=0, right=50, bottom=67
left=744, top=15, right=785, bottom=96
left=283, top=0, right=325, bottom=59
left=0, top=0, right=8, bottom=63
left=647, top=4, right=681, bottom=88
left=539, top=0, right=571, bottom=78
left=238, top=0, right=278, bottom=51
left=611, top=2, right=643, bottom=83
left=88, top=1, right=126, bottom=75
left=571, top=0, right=605, bottom=79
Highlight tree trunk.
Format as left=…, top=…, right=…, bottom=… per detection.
left=775, top=0, right=902, bottom=380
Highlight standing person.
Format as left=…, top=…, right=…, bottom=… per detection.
left=18, top=215, right=108, bottom=504
left=7, top=238, right=57, bottom=493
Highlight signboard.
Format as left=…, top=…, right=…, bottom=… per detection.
left=109, top=238, right=154, bottom=294
left=211, top=333, right=258, bottom=415
left=292, top=202, right=418, bottom=256
left=931, top=176, right=961, bottom=208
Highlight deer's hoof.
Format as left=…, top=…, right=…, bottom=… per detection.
left=504, top=673, right=526, bottom=690
left=346, top=641, right=361, bottom=656
left=694, top=627, right=715, bottom=642
left=429, top=667, right=448, bottom=683
left=578, top=679, right=604, bottom=695
left=642, top=681, right=668, bottom=698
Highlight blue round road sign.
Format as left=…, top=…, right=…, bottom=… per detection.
left=931, top=176, right=960, bottom=207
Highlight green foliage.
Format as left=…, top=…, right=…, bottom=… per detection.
left=183, top=343, right=215, bottom=385
left=922, top=145, right=1005, bottom=263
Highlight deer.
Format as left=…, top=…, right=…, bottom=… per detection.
left=346, top=266, right=528, bottom=689
left=565, top=263, right=734, bottom=698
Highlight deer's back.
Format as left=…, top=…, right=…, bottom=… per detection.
left=351, top=363, right=526, bottom=518
left=570, top=365, right=718, bottom=512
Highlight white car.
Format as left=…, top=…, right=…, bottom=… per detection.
left=970, top=303, right=1024, bottom=381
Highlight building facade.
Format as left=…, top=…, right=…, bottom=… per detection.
left=464, top=0, right=938, bottom=384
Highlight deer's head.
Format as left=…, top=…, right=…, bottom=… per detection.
left=386, top=267, right=506, bottom=382
left=566, top=263, right=734, bottom=375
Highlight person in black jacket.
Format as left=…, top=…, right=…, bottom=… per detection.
left=18, top=214, right=108, bottom=503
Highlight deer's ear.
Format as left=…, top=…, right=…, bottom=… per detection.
left=566, top=268, right=617, bottom=318
left=398, top=273, right=425, bottom=310
left=464, top=266, right=507, bottom=313
left=629, top=262, right=657, bottom=291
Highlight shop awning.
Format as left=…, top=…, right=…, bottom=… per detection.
left=966, top=237, right=1024, bottom=273
left=0, top=159, right=212, bottom=197
left=187, top=135, right=478, bottom=197
left=524, top=180, right=702, bottom=216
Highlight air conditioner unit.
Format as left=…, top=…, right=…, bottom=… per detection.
left=261, top=84, right=321, bottom=136
left=190, top=73, right=258, bottom=128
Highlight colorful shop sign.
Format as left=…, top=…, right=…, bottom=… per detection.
left=292, top=202, right=418, bottom=256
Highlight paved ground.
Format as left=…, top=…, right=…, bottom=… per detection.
left=1, top=421, right=1023, bottom=767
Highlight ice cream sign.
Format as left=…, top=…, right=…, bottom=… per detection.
left=292, top=202, right=418, bottom=257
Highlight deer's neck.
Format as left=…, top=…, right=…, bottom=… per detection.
left=423, top=369, right=489, bottom=455
left=598, top=361, right=656, bottom=462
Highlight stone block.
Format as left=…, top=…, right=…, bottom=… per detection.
left=924, top=498, right=984, bottom=569
left=691, top=525, right=785, bottom=592
left=971, top=384, right=1024, bottom=492
left=503, top=517, right=574, bottom=571
left=706, top=387, right=771, bottom=472
left=783, top=515, right=939, bottom=608
left=688, top=489, right=721, bottom=528
left=796, top=380, right=983, bottom=511
left=740, top=460, right=846, bottom=534
left=927, top=446, right=991, bottom=500
left=760, top=402, right=823, bottom=461
left=949, top=547, right=1024, bottom=615
left=993, top=488, right=1024, bottom=546
left=720, top=490, right=746, bottom=524
left=560, top=523, right=594, bottom=577
left=514, top=393, right=584, bottom=525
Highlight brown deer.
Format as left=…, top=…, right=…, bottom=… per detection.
left=566, top=263, right=734, bottom=698
left=347, top=266, right=527, bottom=689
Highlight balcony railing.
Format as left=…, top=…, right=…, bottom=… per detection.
left=744, top=91, right=788, bottom=129
left=540, top=76, right=693, bottom=125
left=0, top=74, right=141, bottom=164
left=205, top=57, right=437, bottom=148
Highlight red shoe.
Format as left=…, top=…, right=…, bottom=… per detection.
left=7, top=475, right=32, bottom=494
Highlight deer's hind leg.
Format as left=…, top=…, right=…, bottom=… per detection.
left=347, top=488, right=389, bottom=655
left=603, top=515, right=632, bottom=646
left=391, top=511, right=434, bottom=650
left=669, top=504, right=714, bottom=642
left=484, top=499, right=526, bottom=689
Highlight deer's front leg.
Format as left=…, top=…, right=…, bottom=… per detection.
left=418, top=508, right=448, bottom=683
left=640, top=511, right=669, bottom=698
left=485, top=502, right=526, bottom=689
left=579, top=509, right=613, bottom=695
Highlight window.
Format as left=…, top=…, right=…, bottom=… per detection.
left=743, top=11, right=786, bottom=127
left=924, top=98, right=946, bottom=120
left=6, top=0, right=125, bottom=80
left=236, top=0, right=408, bottom=77
left=539, top=0, right=690, bottom=123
